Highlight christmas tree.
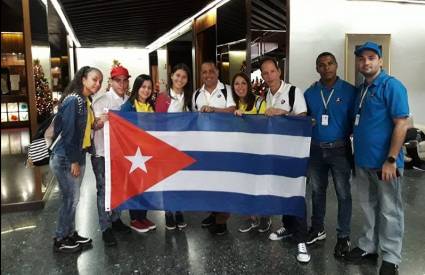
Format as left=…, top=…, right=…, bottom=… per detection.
left=33, top=59, right=53, bottom=122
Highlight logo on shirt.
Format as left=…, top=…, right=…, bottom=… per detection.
left=217, top=94, right=222, bottom=98
left=336, top=97, right=342, bottom=103
left=280, top=99, right=285, bottom=104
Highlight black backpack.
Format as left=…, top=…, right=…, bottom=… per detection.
left=193, top=87, right=228, bottom=111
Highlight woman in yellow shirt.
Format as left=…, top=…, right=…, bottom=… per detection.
left=232, top=72, right=266, bottom=116
left=231, top=72, right=271, bottom=233
left=120, top=74, right=156, bottom=233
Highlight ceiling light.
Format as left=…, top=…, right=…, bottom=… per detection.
left=50, top=0, right=81, bottom=47
left=146, top=0, right=231, bottom=52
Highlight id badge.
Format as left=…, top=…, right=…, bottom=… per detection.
left=355, top=114, right=360, bottom=126
left=321, top=114, right=329, bottom=126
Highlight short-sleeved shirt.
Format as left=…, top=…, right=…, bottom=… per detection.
left=92, top=88, right=128, bottom=157
left=353, top=70, right=409, bottom=168
left=265, top=80, right=307, bottom=115
left=238, top=95, right=266, bottom=115
left=304, top=77, right=356, bottom=142
left=192, top=81, right=235, bottom=111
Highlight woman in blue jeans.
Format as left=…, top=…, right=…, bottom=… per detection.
left=50, top=66, right=103, bottom=253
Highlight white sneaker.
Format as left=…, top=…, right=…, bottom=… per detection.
left=296, top=242, right=311, bottom=263
left=268, top=226, right=292, bottom=241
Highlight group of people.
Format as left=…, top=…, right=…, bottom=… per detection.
left=49, top=41, right=411, bottom=275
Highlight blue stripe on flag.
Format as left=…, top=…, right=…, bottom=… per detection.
left=114, top=111, right=312, bottom=137
left=183, top=151, right=309, bottom=177
left=116, top=191, right=306, bottom=217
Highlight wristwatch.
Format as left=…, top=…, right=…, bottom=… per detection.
left=387, top=156, right=396, bottom=164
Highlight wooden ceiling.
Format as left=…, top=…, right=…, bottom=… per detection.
left=58, top=0, right=213, bottom=47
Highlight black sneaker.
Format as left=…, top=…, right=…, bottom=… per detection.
left=344, top=247, right=378, bottom=264
left=306, top=229, right=326, bottom=245
left=379, top=261, right=399, bottom=275
left=165, top=213, right=176, bottom=230
left=269, top=226, right=293, bottom=241
left=201, top=213, right=216, bottom=228
left=334, top=237, right=350, bottom=258
left=102, top=228, right=117, bottom=247
left=208, top=223, right=227, bottom=235
left=238, top=218, right=259, bottom=233
left=53, top=237, right=81, bottom=253
left=70, top=232, right=92, bottom=247
left=112, top=219, right=131, bottom=233
left=257, top=217, right=272, bottom=233
left=412, top=160, right=425, bottom=171
left=175, top=212, right=187, bottom=229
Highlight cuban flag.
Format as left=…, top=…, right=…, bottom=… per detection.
left=104, top=112, right=312, bottom=217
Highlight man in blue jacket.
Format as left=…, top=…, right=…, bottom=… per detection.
left=345, top=42, right=410, bottom=275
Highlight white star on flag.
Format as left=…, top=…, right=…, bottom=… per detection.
left=124, top=147, right=152, bottom=173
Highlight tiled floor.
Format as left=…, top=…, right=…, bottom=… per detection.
left=1, top=156, right=425, bottom=274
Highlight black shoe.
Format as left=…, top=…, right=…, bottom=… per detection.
left=257, top=217, right=272, bottom=233
left=379, top=261, right=399, bottom=275
left=53, top=237, right=81, bottom=253
left=208, top=223, right=227, bottom=235
left=165, top=213, right=176, bottom=230
left=201, top=214, right=216, bottom=228
left=306, top=228, right=326, bottom=245
left=102, top=228, right=117, bottom=247
left=404, top=160, right=414, bottom=169
left=344, top=247, right=378, bottom=264
left=412, top=160, right=425, bottom=171
left=334, top=237, right=350, bottom=258
left=69, top=231, right=92, bottom=247
left=112, top=219, right=131, bottom=233
left=175, top=212, right=187, bottom=229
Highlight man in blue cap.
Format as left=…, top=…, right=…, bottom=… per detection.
left=345, top=41, right=410, bottom=275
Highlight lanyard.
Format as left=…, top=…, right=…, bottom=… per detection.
left=358, top=85, right=370, bottom=112
left=320, top=88, right=335, bottom=113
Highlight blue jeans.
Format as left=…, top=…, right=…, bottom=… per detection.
left=50, top=153, right=85, bottom=240
left=309, top=144, right=352, bottom=238
left=91, top=156, right=120, bottom=232
left=355, top=167, right=404, bottom=265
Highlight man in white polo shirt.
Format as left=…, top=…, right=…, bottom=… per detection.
left=91, top=65, right=132, bottom=246
left=261, top=56, right=310, bottom=264
left=192, top=61, right=236, bottom=113
left=193, top=61, right=235, bottom=235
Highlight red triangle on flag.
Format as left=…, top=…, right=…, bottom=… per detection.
left=108, top=112, right=196, bottom=209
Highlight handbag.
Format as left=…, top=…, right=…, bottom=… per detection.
left=26, top=115, right=61, bottom=167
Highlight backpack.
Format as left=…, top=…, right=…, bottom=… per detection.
left=193, top=87, right=228, bottom=111
left=264, top=85, right=296, bottom=113
left=26, top=114, right=60, bottom=167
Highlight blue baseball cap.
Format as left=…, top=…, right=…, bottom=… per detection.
left=354, top=41, right=382, bottom=57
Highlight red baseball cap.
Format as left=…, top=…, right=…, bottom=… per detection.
left=110, top=66, right=130, bottom=79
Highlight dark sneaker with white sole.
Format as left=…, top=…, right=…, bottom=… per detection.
left=269, top=226, right=293, bottom=241
left=208, top=223, right=227, bottom=235
left=257, top=217, right=272, bottom=233
left=334, top=237, right=350, bottom=258
left=53, top=237, right=81, bottom=253
left=306, top=229, right=326, bottom=245
left=201, top=214, right=216, bottom=228
left=379, top=260, right=399, bottom=275
left=238, top=219, right=259, bottom=233
left=344, top=247, right=379, bottom=264
left=70, top=231, right=92, bottom=247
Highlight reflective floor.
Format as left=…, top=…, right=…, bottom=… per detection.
left=1, top=157, right=425, bottom=275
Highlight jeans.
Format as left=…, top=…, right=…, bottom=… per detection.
left=91, top=156, right=120, bottom=232
left=309, top=144, right=352, bottom=238
left=281, top=200, right=308, bottom=243
left=50, top=153, right=85, bottom=240
left=355, top=167, right=404, bottom=265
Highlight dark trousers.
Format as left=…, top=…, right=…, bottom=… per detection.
left=281, top=201, right=308, bottom=243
